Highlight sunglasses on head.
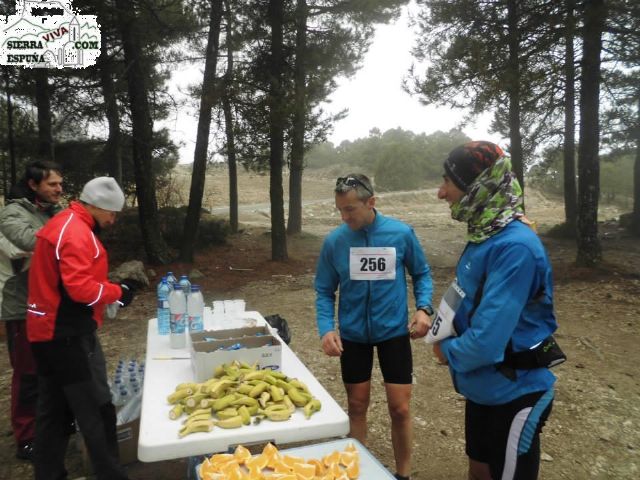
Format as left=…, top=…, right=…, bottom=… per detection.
left=336, top=177, right=373, bottom=196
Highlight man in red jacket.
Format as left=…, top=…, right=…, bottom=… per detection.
left=27, top=177, right=136, bottom=480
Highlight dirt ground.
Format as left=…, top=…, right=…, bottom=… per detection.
left=0, top=169, right=639, bottom=479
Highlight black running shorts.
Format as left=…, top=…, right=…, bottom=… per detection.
left=465, top=389, right=554, bottom=480
left=340, top=334, right=412, bottom=384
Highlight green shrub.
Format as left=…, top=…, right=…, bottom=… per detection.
left=101, top=207, right=229, bottom=261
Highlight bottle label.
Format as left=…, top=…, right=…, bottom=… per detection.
left=189, top=315, right=203, bottom=332
left=170, top=313, right=186, bottom=334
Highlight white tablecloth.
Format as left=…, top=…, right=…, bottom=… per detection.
left=138, top=309, right=350, bottom=462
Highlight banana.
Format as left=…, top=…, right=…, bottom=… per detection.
left=213, top=365, right=225, bottom=378
left=261, top=374, right=277, bottom=385
left=258, top=391, right=271, bottom=409
left=266, top=369, right=288, bottom=380
left=216, top=408, right=239, bottom=420
left=169, top=404, right=184, bottom=420
left=230, top=395, right=259, bottom=408
left=288, top=379, right=310, bottom=393
left=269, top=385, right=284, bottom=402
left=241, top=370, right=267, bottom=382
left=167, top=388, right=193, bottom=404
left=179, top=420, right=213, bottom=438
left=249, top=381, right=269, bottom=398
left=209, top=379, right=236, bottom=397
left=183, top=412, right=213, bottom=425
left=265, top=409, right=292, bottom=422
left=287, top=386, right=310, bottom=407
left=303, top=398, right=322, bottom=419
left=175, top=382, right=199, bottom=391
left=215, top=415, right=244, bottom=429
left=282, top=394, right=295, bottom=413
left=212, top=394, right=236, bottom=411
left=236, top=383, right=254, bottom=395
left=185, top=393, right=207, bottom=408
left=274, top=379, right=292, bottom=392
left=260, top=404, right=290, bottom=415
left=238, top=405, right=251, bottom=425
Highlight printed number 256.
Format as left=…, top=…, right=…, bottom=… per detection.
left=360, top=257, right=386, bottom=272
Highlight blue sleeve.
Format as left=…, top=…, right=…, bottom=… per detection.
left=314, top=238, right=339, bottom=339
left=440, top=244, right=536, bottom=373
left=404, top=228, right=433, bottom=308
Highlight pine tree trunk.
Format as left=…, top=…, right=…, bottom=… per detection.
left=223, top=91, right=239, bottom=234
left=632, top=94, right=640, bottom=235
left=287, top=0, right=308, bottom=235
left=115, top=0, right=170, bottom=265
left=563, top=0, right=577, bottom=233
left=99, top=41, right=123, bottom=187
left=3, top=67, right=16, bottom=190
left=180, top=0, right=224, bottom=263
left=34, top=70, right=54, bottom=161
left=223, top=0, right=238, bottom=234
left=506, top=0, right=524, bottom=196
left=268, top=0, right=288, bottom=261
left=576, top=0, right=604, bottom=266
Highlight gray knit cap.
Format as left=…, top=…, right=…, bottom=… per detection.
left=79, top=177, right=125, bottom=212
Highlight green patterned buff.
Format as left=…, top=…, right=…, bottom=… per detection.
left=450, top=155, right=524, bottom=243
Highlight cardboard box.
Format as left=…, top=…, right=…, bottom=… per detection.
left=78, top=417, right=140, bottom=473
left=190, top=325, right=272, bottom=344
left=190, top=329, right=282, bottom=382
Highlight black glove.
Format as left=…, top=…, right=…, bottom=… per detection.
left=117, top=283, right=135, bottom=307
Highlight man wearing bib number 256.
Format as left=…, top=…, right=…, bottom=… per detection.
left=430, top=141, right=558, bottom=480
left=315, top=174, right=433, bottom=480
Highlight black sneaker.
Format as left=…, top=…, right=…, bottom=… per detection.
left=16, top=441, right=34, bottom=461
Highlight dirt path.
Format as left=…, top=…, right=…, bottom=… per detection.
left=0, top=170, right=638, bottom=479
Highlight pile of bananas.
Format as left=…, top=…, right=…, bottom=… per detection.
left=166, top=360, right=322, bottom=438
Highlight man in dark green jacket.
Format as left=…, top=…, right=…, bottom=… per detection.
left=0, top=160, right=63, bottom=461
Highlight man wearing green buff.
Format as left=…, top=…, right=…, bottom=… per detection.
left=428, top=141, right=560, bottom=480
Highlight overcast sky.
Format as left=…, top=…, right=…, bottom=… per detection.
left=166, top=2, right=504, bottom=164
left=324, top=3, right=503, bottom=147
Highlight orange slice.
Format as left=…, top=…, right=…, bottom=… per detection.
left=339, top=451, right=357, bottom=467
left=209, top=453, right=235, bottom=465
left=246, top=453, right=269, bottom=471
left=282, top=454, right=306, bottom=469
left=344, top=442, right=357, bottom=453
left=263, top=442, right=279, bottom=458
left=307, top=458, right=326, bottom=475
left=345, top=460, right=360, bottom=479
left=234, top=445, right=252, bottom=464
left=271, top=457, right=293, bottom=473
left=323, top=450, right=341, bottom=467
left=292, top=462, right=316, bottom=479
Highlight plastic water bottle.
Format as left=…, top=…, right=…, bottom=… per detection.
left=166, top=271, right=177, bottom=290
left=156, top=277, right=170, bottom=335
left=187, top=285, right=204, bottom=333
left=178, top=275, right=191, bottom=295
left=169, top=287, right=187, bottom=348
left=115, top=386, right=130, bottom=407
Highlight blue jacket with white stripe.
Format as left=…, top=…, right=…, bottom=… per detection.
left=440, top=220, right=557, bottom=405
left=315, top=212, right=432, bottom=344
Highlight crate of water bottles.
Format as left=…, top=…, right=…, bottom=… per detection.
left=156, top=271, right=205, bottom=348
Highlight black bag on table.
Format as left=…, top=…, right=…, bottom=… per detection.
left=264, top=314, right=292, bottom=345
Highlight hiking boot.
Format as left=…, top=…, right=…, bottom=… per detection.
left=16, top=441, right=34, bottom=461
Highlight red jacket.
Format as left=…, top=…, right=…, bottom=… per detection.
left=26, top=201, right=122, bottom=342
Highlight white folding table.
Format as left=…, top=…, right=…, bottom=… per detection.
left=138, top=308, right=350, bottom=462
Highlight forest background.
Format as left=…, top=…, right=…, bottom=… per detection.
left=0, top=0, right=638, bottom=268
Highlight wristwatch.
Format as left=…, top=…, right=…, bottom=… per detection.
left=418, top=305, right=434, bottom=316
